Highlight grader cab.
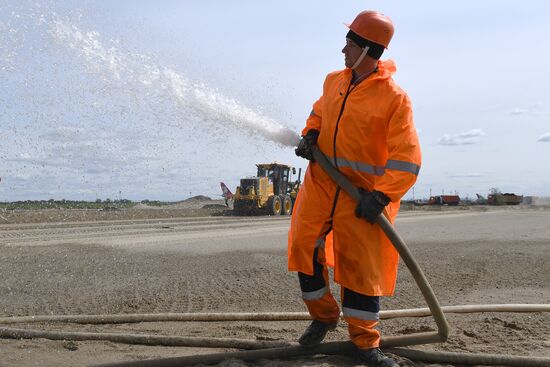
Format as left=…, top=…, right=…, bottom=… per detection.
left=233, top=163, right=301, bottom=215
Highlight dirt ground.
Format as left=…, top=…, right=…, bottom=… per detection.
left=0, top=204, right=549, bottom=367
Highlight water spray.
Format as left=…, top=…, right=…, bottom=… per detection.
left=2, top=3, right=301, bottom=200
left=50, top=18, right=301, bottom=149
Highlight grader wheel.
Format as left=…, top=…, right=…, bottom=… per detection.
left=282, top=195, right=292, bottom=215
left=267, top=195, right=282, bottom=215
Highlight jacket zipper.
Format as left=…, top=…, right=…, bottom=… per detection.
left=332, top=79, right=355, bottom=168
left=328, top=78, right=356, bottom=220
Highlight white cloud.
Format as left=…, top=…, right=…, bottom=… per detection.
left=511, top=105, right=550, bottom=116
left=511, top=108, right=528, bottom=115
left=438, top=129, right=485, bottom=146
left=449, top=173, right=483, bottom=178
left=538, top=132, right=550, bottom=142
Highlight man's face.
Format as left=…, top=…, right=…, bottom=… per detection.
left=342, top=38, right=363, bottom=69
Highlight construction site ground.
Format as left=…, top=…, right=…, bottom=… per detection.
left=0, top=203, right=549, bottom=366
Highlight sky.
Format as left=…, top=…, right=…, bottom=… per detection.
left=1, top=0, right=550, bottom=201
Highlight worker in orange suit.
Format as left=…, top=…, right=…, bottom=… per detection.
left=289, top=10, right=421, bottom=367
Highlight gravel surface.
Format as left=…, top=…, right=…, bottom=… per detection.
left=0, top=206, right=549, bottom=366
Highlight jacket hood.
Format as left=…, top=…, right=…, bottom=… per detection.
left=343, top=59, right=396, bottom=81
left=377, top=59, right=396, bottom=78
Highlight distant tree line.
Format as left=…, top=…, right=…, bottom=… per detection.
left=0, top=199, right=135, bottom=210
left=0, top=199, right=177, bottom=210
left=139, top=199, right=171, bottom=206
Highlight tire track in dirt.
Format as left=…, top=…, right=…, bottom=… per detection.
left=0, top=216, right=291, bottom=251
left=0, top=245, right=300, bottom=317
left=0, top=216, right=296, bottom=316
left=0, top=216, right=288, bottom=232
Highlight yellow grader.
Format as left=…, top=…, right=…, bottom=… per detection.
left=233, top=163, right=301, bottom=215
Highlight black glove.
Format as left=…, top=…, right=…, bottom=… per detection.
left=295, top=129, right=320, bottom=161
left=355, top=189, right=390, bottom=224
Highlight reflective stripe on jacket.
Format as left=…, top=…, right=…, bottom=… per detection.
left=288, top=60, right=421, bottom=296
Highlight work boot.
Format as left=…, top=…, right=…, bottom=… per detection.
left=298, top=320, right=337, bottom=346
left=358, top=348, right=399, bottom=367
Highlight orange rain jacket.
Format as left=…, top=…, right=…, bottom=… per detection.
left=288, top=60, right=421, bottom=296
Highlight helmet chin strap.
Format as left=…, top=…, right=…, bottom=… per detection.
left=352, top=46, right=370, bottom=69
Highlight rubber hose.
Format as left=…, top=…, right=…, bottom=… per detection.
left=91, top=342, right=550, bottom=367
left=311, top=147, right=450, bottom=342
left=0, top=327, right=439, bottom=350
left=386, top=347, right=550, bottom=367
left=1, top=307, right=548, bottom=365
left=91, top=342, right=353, bottom=367
left=0, top=327, right=289, bottom=349
left=1, top=304, right=548, bottom=325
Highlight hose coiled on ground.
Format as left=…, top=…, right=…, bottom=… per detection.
left=1, top=304, right=549, bottom=366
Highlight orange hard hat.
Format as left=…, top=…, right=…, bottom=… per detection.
left=345, top=11, right=394, bottom=48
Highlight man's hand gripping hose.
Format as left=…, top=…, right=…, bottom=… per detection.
left=294, top=129, right=319, bottom=161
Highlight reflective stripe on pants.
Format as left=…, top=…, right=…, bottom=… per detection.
left=342, top=287, right=381, bottom=349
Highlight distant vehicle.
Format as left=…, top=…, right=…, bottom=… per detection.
left=219, top=182, right=234, bottom=207
left=487, top=193, right=523, bottom=205
left=428, top=195, right=460, bottom=206
left=233, top=163, right=301, bottom=215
